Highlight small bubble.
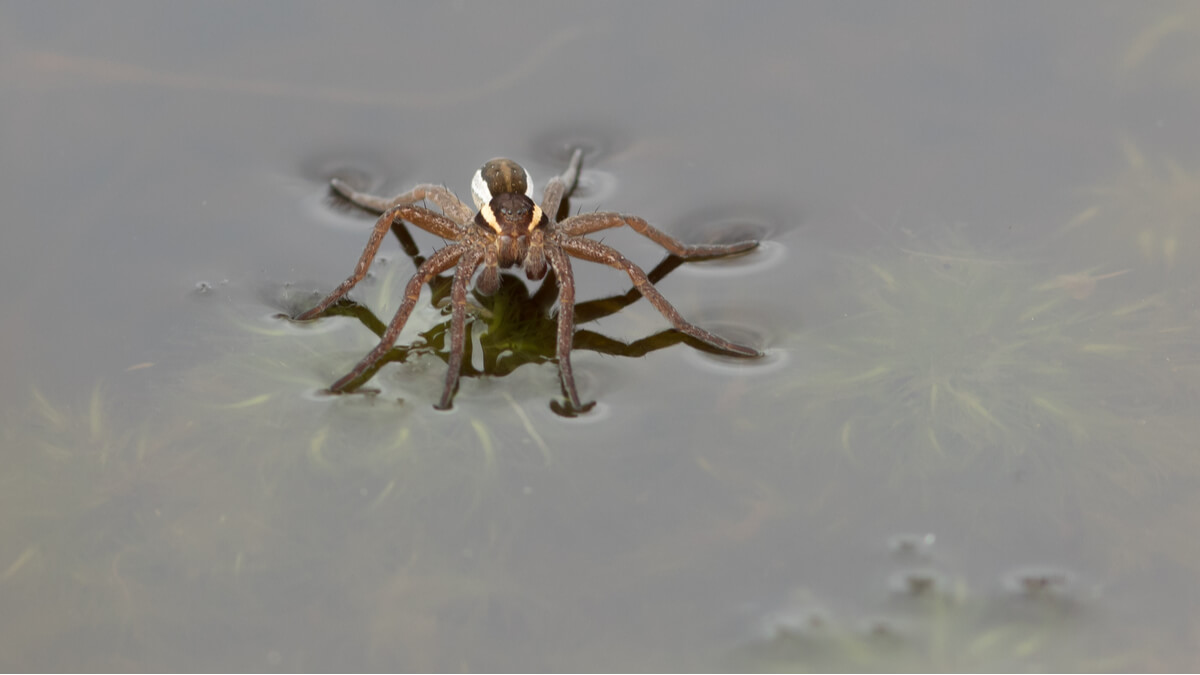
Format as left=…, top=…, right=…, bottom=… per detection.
left=193, top=281, right=212, bottom=295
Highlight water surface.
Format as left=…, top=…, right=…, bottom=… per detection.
left=2, top=2, right=1199, bottom=670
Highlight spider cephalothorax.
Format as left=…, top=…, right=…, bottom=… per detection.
left=292, top=149, right=762, bottom=412
left=474, top=189, right=549, bottom=285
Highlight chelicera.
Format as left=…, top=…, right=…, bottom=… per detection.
left=292, top=149, right=762, bottom=412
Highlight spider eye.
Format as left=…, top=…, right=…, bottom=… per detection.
left=500, top=203, right=528, bottom=218
left=471, top=158, right=534, bottom=210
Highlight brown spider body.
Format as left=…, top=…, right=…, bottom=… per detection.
left=293, top=149, right=761, bottom=412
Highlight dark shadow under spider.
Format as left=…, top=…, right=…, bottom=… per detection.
left=288, top=148, right=762, bottom=413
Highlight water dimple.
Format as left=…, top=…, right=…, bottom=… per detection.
left=887, top=568, right=952, bottom=598
left=296, top=149, right=416, bottom=229
left=887, top=533, right=937, bottom=559
left=685, top=240, right=788, bottom=278
left=857, top=616, right=906, bottom=641
left=554, top=398, right=613, bottom=423
left=264, top=311, right=345, bottom=336
left=669, top=200, right=795, bottom=245
left=751, top=605, right=834, bottom=643
left=529, top=123, right=631, bottom=173
left=257, top=281, right=333, bottom=318
left=1000, top=565, right=1077, bottom=599
left=567, top=167, right=618, bottom=203
left=682, top=319, right=781, bottom=372
left=297, top=148, right=402, bottom=191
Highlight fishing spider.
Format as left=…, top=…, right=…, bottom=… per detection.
left=292, top=148, right=762, bottom=411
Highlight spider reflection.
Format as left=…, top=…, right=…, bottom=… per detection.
left=321, top=234, right=748, bottom=415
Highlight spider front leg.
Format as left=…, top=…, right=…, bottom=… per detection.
left=293, top=204, right=465, bottom=321
left=560, top=237, right=762, bottom=358
left=558, top=212, right=757, bottom=259
left=539, top=148, right=584, bottom=221
left=331, top=179, right=475, bottom=227
left=325, top=244, right=465, bottom=392
left=436, top=250, right=485, bottom=410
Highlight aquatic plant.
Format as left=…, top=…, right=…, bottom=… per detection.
left=1118, top=3, right=1200, bottom=86
left=776, top=222, right=1194, bottom=480
left=1066, top=140, right=1200, bottom=275
left=0, top=385, right=243, bottom=667
left=727, top=571, right=1116, bottom=672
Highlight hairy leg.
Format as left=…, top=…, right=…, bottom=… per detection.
left=326, top=245, right=465, bottom=392
left=559, top=238, right=761, bottom=357
left=436, top=250, right=485, bottom=409
left=294, top=205, right=465, bottom=320
left=545, top=246, right=587, bottom=411
left=332, top=179, right=475, bottom=228
left=557, top=212, right=757, bottom=259
left=539, top=148, right=584, bottom=222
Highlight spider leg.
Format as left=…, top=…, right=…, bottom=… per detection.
left=326, top=244, right=465, bottom=392
left=557, top=212, right=757, bottom=259
left=388, top=205, right=469, bottom=242
left=559, top=238, right=762, bottom=357
left=539, top=147, right=584, bottom=221
left=437, top=250, right=485, bottom=410
left=294, top=205, right=465, bottom=320
left=573, top=254, right=686, bottom=324
left=332, top=179, right=475, bottom=228
left=545, top=245, right=589, bottom=411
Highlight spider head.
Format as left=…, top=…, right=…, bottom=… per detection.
left=476, top=191, right=549, bottom=276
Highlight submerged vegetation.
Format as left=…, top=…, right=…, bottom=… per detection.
left=1, top=370, right=559, bottom=668
left=729, top=568, right=1105, bottom=672
left=776, top=221, right=1197, bottom=484
left=0, top=385, right=228, bottom=668
left=1066, top=140, right=1200, bottom=276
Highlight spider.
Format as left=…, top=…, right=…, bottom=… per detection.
left=292, top=148, right=762, bottom=412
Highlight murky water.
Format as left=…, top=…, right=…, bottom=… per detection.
left=3, top=1, right=1199, bottom=670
